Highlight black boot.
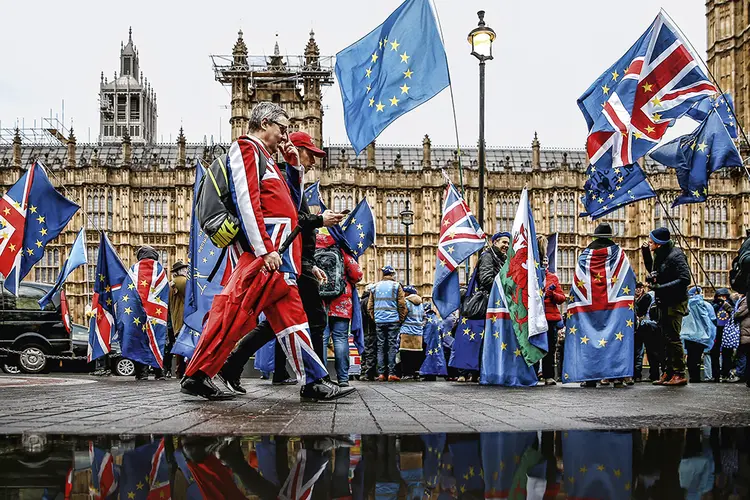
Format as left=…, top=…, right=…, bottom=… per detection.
left=300, top=378, right=356, bottom=402
left=217, top=368, right=246, bottom=395
left=181, top=371, right=236, bottom=400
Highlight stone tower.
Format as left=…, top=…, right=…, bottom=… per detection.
left=706, top=0, right=750, bottom=143
left=99, top=28, right=158, bottom=144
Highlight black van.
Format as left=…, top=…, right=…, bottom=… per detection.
left=0, top=281, right=74, bottom=374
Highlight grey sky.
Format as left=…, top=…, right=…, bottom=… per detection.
left=0, top=0, right=707, bottom=149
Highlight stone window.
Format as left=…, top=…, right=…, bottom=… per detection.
left=654, top=195, right=685, bottom=234
left=333, top=194, right=354, bottom=213
left=87, top=245, right=100, bottom=282
left=34, top=248, right=60, bottom=284
left=385, top=196, right=410, bottom=235
left=557, top=248, right=576, bottom=287
left=703, top=200, right=728, bottom=239
left=143, top=194, right=170, bottom=234
left=494, top=195, right=519, bottom=233
left=601, top=207, right=626, bottom=237
left=548, top=192, right=576, bottom=235
left=86, top=190, right=108, bottom=231
left=703, top=252, right=729, bottom=287
left=384, top=250, right=406, bottom=283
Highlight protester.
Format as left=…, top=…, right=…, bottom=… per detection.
left=680, top=286, right=716, bottom=383
left=316, top=231, right=363, bottom=387
left=181, top=102, right=354, bottom=401
left=168, top=260, right=188, bottom=379
left=367, top=266, right=407, bottom=381
left=634, top=281, right=661, bottom=382
left=538, top=236, right=566, bottom=386
left=477, top=232, right=510, bottom=291
left=399, top=285, right=425, bottom=380
left=711, top=288, right=737, bottom=383
left=359, top=285, right=378, bottom=381
left=419, top=302, right=448, bottom=380
left=734, top=294, right=750, bottom=388
left=647, top=227, right=691, bottom=387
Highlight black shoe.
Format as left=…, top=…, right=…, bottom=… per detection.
left=217, top=371, right=246, bottom=395
left=272, top=377, right=299, bottom=386
left=135, top=375, right=149, bottom=381
left=300, top=378, right=356, bottom=402
left=181, top=372, right=236, bottom=400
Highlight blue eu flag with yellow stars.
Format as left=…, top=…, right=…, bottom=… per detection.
left=335, top=0, right=450, bottom=154
left=562, top=431, right=633, bottom=500
left=2, top=162, right=78, bottom=295
left=650, top=108, right=743, bottom=206
left=420, top=304, right=448, bottom=376
left=687, top=92, right=738, bottom=139
left=448, top=269, right=485, bottom=372
left=342, top=198, right=376, bottom=257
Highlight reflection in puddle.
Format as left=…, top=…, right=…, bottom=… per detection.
left=2, top=428, right=749, bottom=499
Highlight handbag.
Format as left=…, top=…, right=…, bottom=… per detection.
left=462, top=290, right=489, bottom=320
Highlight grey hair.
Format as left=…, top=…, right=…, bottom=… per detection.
left=248, top=102, right=288, bottom=132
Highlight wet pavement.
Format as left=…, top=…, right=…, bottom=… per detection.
left=0, top=374, right=749, bottom=435
left=2, top=428, right=750, bottom=499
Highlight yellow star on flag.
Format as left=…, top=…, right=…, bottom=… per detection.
left=461, top=317, right=467, bottom=324
left=645, top=125, right=655, bottom=134
left=626, top=319, right=634, bottom=328
left=35, top=240, right=42, bottom=248
left=140, top=280, right=148, bottom=287
left=463, top=328, right=470, bottom=335
left=124, top=307, right=132, bottom=315
left=597, top=465, right=606, bottom=472
left=122, top=295, right=130, bottom=302
left=403, top=69, right=413, bottom=79
left=390, top=96, right=399, bottom=106
left=642, top=82, right=653, bottom=92
left=611, top=70, right=619, bottom=81
left=514, top=348, right=522, bottom=357
left=106, top=298, right=113, bottom=306
left=26, top=248, right=33, bottom=255
left=105, top=285, right=111, bottom=293
left=29, top=205, right=37, bottom=213
left=369, top=97, right=375, bottom=107
left=365, top=68, right=372, bottom=78
left=598, top=338, right=608, bottom=347
left=400, top=84, right=410, bottom=94
left=622, top=286, right=630, bottom=294
left=652, top=112, right=662, bottom=121
left=651, top=96, right=662, bottom=107
left=400, top=52, right=410, bottom=63
left=371, top=53, right=378, bottom=63
left=500, top=342, right=507, bottom=350
left=128, top=283, right=135, bottom=290
left=390, top=39, right=400, bottom=51
left=615, top=332, right=624, bottom=341
left=40, top=228, right=47, bottom=236
left=366, top=84, right=371, bottom=93
left=375, top=101, right=385, bottom=112
left=581, top=335, right=590, bottom=344
left=568, top=326, right=577, bottom=335
left=697, top=142, right=708, bottom=152
left=602, top=84, right=610, bottom=95
left=36, top=215, right=45, bottom=224
left=133, top=317, right=141, bottom=325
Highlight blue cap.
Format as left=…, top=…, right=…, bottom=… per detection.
left=404, top=285, right=417, bottom=295
left=492, top=231, right=512, bottom=242
left=381, top=265, right=395, bottom=276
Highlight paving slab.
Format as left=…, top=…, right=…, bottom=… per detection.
left=1, top=374, right=749, bottom=435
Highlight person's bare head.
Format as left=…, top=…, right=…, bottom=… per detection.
left=248, top=102, right=290, bottom=154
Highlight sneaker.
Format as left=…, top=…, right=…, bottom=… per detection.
left=457, top=376, right=467, bottom=382
left=652, top=373, right=670, bottom=386
left=580, top=381, right=597, bottom=388
left=388, top=375, right=401, bottom=382
left=664, top=374, right=688, bottom=386
left=377, top=374, right=386, bottom=382
left=217, top=372, right=247, bottom=395
left=613, top=379, right=625, bottom=388
left=339, top=381, right=350, bottom=387
left=600, top=379, right=610, bottom=386
left=545, top=378, right=557, bottom=386
left=272, top=377, right=299, bottom=386
left=724, top=375, right=741, bottom=383
left=624, top=378, right=635, bottom=386
left=154, top=375, right=167, bottom=381
left=300, top=379, right=356, bottom=402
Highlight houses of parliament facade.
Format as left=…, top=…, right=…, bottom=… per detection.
left=1, top=1, right=749, bottom=324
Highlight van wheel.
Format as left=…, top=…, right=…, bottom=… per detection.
left=18, top=345, right=48, bottom=374
left=115, top=358, right=135, bottom=377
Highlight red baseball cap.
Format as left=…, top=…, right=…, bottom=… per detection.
left=289, top=131, right=326, bottom=157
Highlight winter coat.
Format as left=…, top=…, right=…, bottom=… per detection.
left=169, top=274, right=187, bottom=334
left=477, top=246, right=505, bottom=293
left=543, top=270, right=566, bottom=322
left=316, top=233, right=363, bottom=319
left=734, top=296, right=750, bottom=345
left=651, top=241, right=691, bottom=308
left=680, top=291, right=716, bottom=348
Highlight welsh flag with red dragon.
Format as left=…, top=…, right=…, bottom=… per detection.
left=498, top=188, right=548, bottom=364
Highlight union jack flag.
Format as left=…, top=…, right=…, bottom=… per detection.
left=89, top=442, right=118, bottom=500
left=0, top=165, right=34, bottom=285
left=562, top=245, right=636, bottom=382
left=88, top=232, right=127, bottom=362
left=579, top=12, right=716, bottom=170
left=119, top=257, right=169, bottom=369
left=280, top=449, right=329, bottom=500
left=431, top=181, right=485, bottom=318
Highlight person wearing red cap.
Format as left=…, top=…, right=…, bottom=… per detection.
left=217, top=129, right=351, bottom=395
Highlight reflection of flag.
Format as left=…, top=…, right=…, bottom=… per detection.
left=280, top=449, right=329, bottom=500
left=119, top=259, right=170, bottom=368
left=562, top=245, right=636, bottom=382
left=87, top=232, right=127, bottom=362
left=432, top=182, right=485, bottom=318
left=687, top=92, right=738, bottom=138
left=448, top=269, right=484, bottom=371
left=578, top=12, right=715, bottom=171
left=481, top=274, right=539, bottom=386
left=420, top=307, right=448, bottom=376
left=342, top=198, right=376, bottom=257
left=499, top=188, right=547, bottom=365
left=1, top=163, right=79, bottom=294
left=650, top=108, right=743, bottom=206
left=173, top=450, right=203, bottom=500
left=449, top=439, right=485, bottom=496
left=119, top=440, right=170, bottom=500
left=421, top=433, right=445, bottom=491
left=335, top=0, right=450, bottom=153
left=481, top=432, right=538, bottom=499
left=89, top=443, right=118, bottom=500
left=38, top=227, right=87, bottom=309
left=562, top=431, right=633, bottom=500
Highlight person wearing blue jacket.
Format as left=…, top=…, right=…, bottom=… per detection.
left=681, top=286, right=717, bottom=383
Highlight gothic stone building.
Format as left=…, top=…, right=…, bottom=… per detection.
left=1, top=12, right=750, bottom=325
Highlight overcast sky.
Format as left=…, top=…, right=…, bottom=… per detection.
left=0, top=0, right=707, bottom=149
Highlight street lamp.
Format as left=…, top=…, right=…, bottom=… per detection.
left=400, top=201, right=414, bottom=285
left=468, top=10, right=495, bottom=231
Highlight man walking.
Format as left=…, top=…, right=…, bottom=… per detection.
left=647, top=227, right=691, bottom=386
left=367, top=266, right=407, bottom=381
left=169, top=260, right=189, bottom=378
left=181, top=102, right=354, bottom=401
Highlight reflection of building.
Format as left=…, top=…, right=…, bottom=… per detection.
left=1, top=19, right=750, bottom=325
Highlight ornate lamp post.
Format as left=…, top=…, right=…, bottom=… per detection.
left=468, top=10, right=496, bottom=230
left=400, top=201, right=414, bottom=285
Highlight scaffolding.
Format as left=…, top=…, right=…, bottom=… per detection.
left=210, top=54, right=335, bottom=89
left=0, top=116, right=72, bottom=146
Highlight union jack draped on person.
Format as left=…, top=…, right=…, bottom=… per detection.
left=87, top=232, right=128, bottom=363
left=119, top=249, right=170, bottom=369
left=562, top=244, right=636, bottom=382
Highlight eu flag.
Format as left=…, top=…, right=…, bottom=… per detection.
left=2, top=162, right=78, bottom=294
left=562, top=431, right=633, bottom=500
left=342, top=197, right=376, bottom=257
left=419, top=305, right=448, bottom=376
left=562, top=245, right=636, bottom=382
left=335, top=0, right=450, bottom=153
left=581, top=162, right=656, bottom=219
left=38, top=227, right=87, bottom=309
left=649, top=108, right=743, bottom=206
left=687, top=92, right=738, bottom=139
left=88, top=232, right=128, bottom=362
left=119, top=439, right=170, bottom=500
left=304, top=181, right=322, bottom=212
left=481, top=432, right=540, bottom=498
left=184, top=162, right=226, bottom=333
left=448, top=269, right=484, bottom=372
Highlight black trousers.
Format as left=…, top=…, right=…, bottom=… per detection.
left=222, top=267, right=328, bottom=381
left=684, top=339, right=704, bottom=383
left=637, top=323, right=663, bottom=381
left=710, top=326, right=734, bottom=381
left=659, top=306, right=686, bottom=377
left=400, top=350, right=424, bottom=377
left=541, top=320, right=558, bottom=380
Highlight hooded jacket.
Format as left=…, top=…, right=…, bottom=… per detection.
left=543, top=270, right=566, bottom=322
left=652, top=241, right=691, bottom=307
left=680, top=288, right=716, bottom=348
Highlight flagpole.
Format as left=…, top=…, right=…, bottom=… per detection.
left=660, top=8, right=750, bottom=182
left=646, top=178, right=717, bottom=293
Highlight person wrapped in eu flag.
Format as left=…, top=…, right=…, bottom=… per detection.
left=119, top=245, right=170, bottom=380
left=420, top=302, right=448, bottom=378
left=562, top=223, right=636, bottom=386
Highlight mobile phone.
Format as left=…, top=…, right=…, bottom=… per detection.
left=340, top=209, right=351, bottom=215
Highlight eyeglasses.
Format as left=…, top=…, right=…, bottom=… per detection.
left=270, top=120, right=288, bottom=135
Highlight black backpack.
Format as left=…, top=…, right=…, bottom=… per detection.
left=315, top=246, right=347, bottom=299
left=730, top=234, right=750, bottom=294
left=196, top=140, right=267, bottom=248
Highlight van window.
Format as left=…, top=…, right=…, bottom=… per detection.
left=17, top=285, right=54, bottom=311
